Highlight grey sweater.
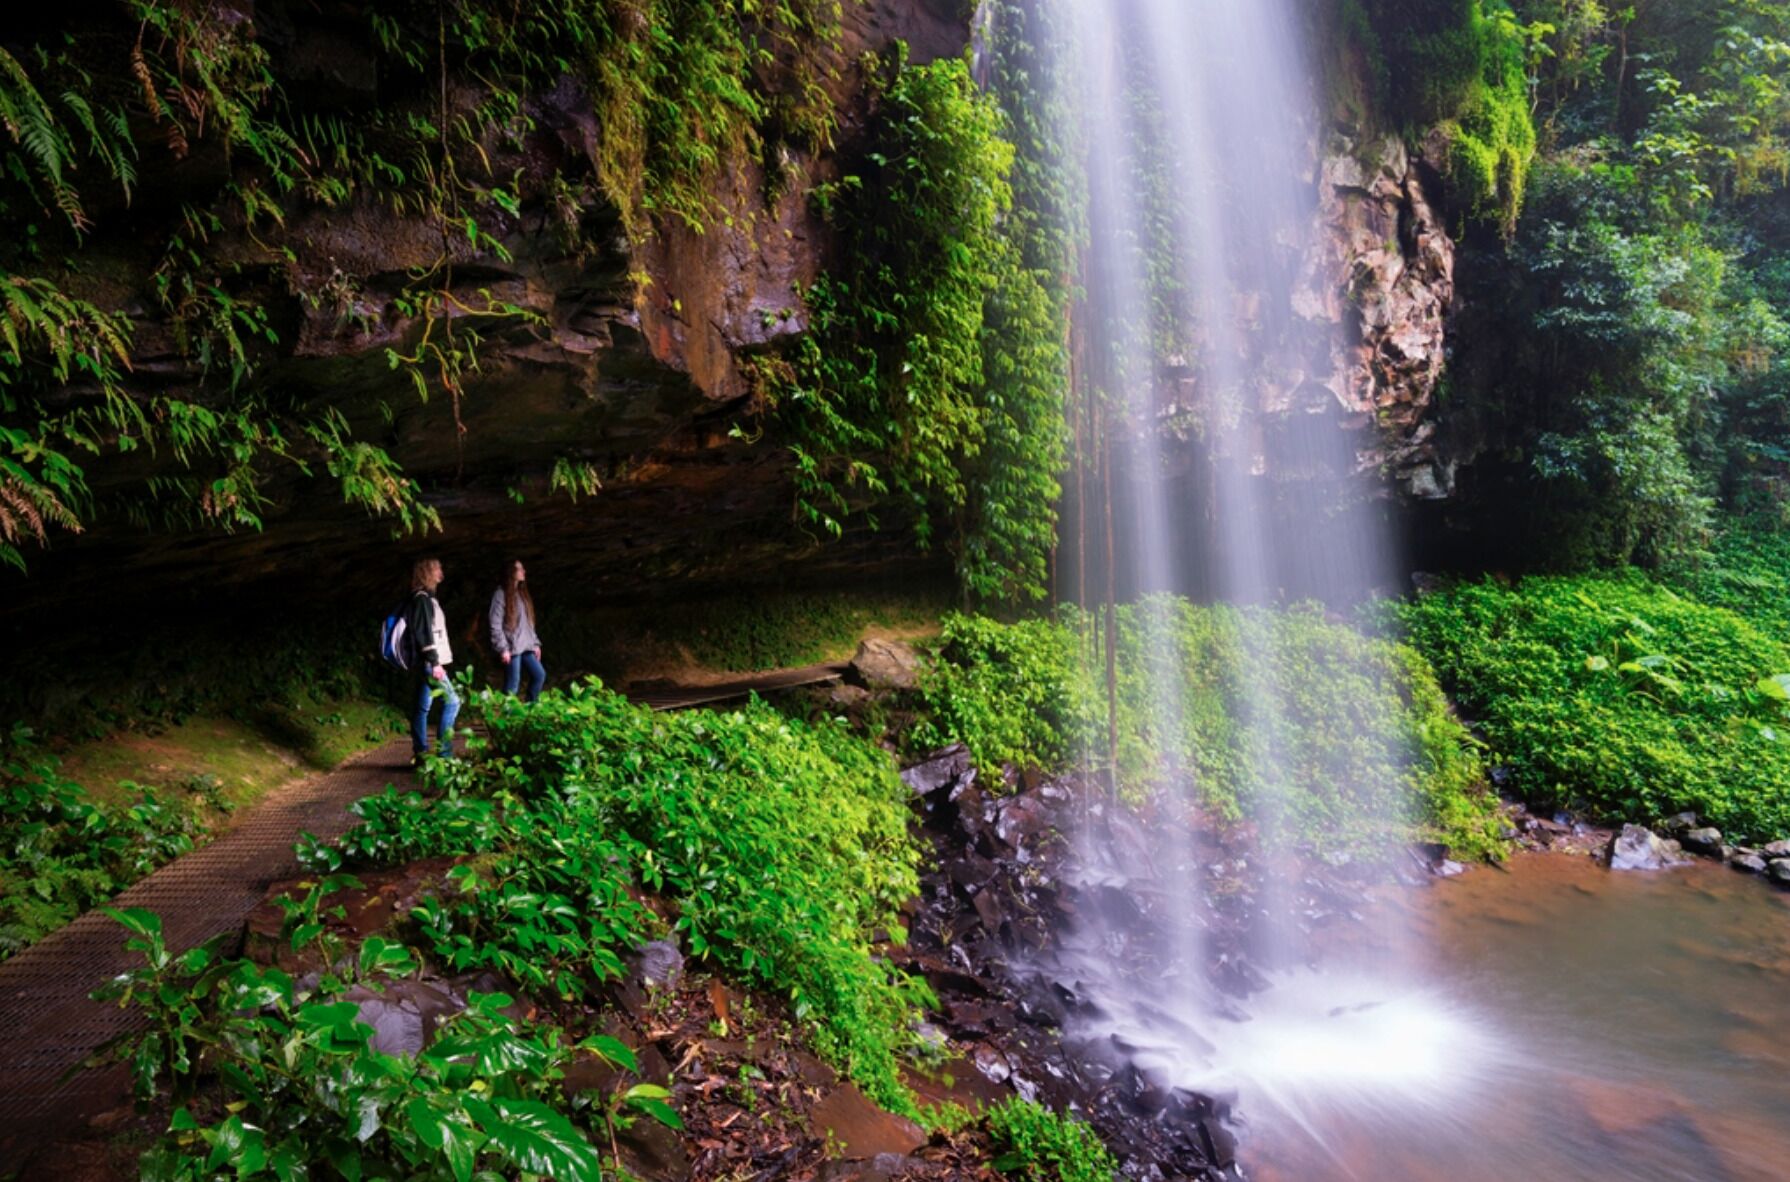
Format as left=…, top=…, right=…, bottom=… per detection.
left=488, top=588, right=540, bottom=656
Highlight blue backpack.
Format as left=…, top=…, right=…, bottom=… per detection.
left=378, top=604, right=413, bottom=671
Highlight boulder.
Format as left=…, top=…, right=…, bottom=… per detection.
left=1731, top=853, right=1769, bottom=875
left=848, top=638, right=921, bottom=691
left=1607, top=824, right=1685, bottom=871
left=1660, top=811, right=1700, bottom=837
left=1770, top=859, right=1790, bottom=886
left=1680, top=827, right=1723, bottom=856
left=630, top=939, right=685, bottom=990
left=343, top=979, right=463, bottom=1056
left=900, top=745, right=973, bottom=797
left=826, top=683, right=872, bottom=709
left=1761, top=839, right=1790, bottom=859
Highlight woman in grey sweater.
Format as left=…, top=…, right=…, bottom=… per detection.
left=489, top=558, right=545, bottom=702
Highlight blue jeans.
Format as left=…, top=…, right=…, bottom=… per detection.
left=411, top=674, right=460, bottom=756
left=503, top=650, right=546, bottom=703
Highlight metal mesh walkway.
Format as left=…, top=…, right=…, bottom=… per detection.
left=0, top=740, right=413, bottom=1161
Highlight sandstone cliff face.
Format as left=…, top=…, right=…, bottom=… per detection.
left=3, top=0, right=1464, bottom=630
left=1301, top=129, right=1458, bottom=501
left=2, top=1, right=970, bottom=626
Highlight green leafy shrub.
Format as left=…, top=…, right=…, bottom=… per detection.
left=343, top=682, right=928, bottom=1112
left=913, top=600, right=1501, bottom=859
left=1399, top=572, right=1790, bottom=841
left=985, top=1096, right=1117, bottom=1182
left=310, top=786, right=652, bottom=1003
left=0, top=732, right=201, bottom=960
left=764, top=50, right=1013, bottom=544
left=760, top=44, right=1068, bottom=605
left=99, top=906, right=657, bottom=1182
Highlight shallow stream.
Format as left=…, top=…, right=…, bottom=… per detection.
left=1231, top=854, right=1790, bottom=1182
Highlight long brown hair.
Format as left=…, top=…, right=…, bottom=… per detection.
left=501, top=559, right=534, bottom=631
left=410, top=558, right=442, bottom=593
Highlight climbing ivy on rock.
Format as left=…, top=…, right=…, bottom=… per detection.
left=1357, top=0, right=1541, bottom=231
left=763, top=38, right=1073, bottom=607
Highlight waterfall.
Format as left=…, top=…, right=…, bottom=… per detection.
left=1036, top=0, right=1497, bottom=1171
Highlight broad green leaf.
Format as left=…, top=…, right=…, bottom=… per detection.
left=407, top=1098, right=487, bottom=1182
left=464, top=1096, right=604, bottom=1182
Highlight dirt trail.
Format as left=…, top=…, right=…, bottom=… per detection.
left=0, top=739, right=414, bottom=1160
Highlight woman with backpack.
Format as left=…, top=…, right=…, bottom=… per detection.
left=405, top=557, right=459, bottom=763
left=489, top=558, right=546, bottom=702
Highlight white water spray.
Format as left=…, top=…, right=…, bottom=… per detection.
left=1046, top=0, right=1498, bottom=1169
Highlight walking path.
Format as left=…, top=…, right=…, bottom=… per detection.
left=0, top=739, right=414, bottom=1160
left=0, top=666, right=847, bottom=1162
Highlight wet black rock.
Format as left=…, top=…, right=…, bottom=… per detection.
left=994, top=796, right=1053, bottom=851
left=1680, top=827, right=1724, bottom=856
left=900, top=745, right=974, bottom=798
left=945, top=853, right=999, bottom=892
left=1769, top=859, right=1790, bottom=886
left=1661, top=811, right=1700, bottom=837
left=1731, top=853, right=1769, bottom=875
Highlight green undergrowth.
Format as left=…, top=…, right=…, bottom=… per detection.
left=94, top=901, right=674, bottom=1182
left=1664, top=520, right=1790, bottom=647
left=986, top=1096, right=1119, bottom=1182
left=59, top=700, right=395, bottom=811
left=321, top=680, right=927, bottom=1113
left=1399, top=572, right=1790, bottom=842
left=1, top=729, right=201, bottom=961
left=912, top=599, right=1502, bottom=860
left=1361, top=0, right=1537, bottom=231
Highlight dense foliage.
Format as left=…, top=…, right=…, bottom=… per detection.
left=326, top=683, right=928, bottom=1111
left=1400, top=573, right=1790, bottom=841
left=100, top=905, right=661, bottom=1182
left=1359, top=0, right=1540, bottom=230
left=762, top=45, right=1069, bottom=606
left=1432, top=0, right=1790, bottom=566
left=986, top=1096, right=1119, bottom=1182
left=1664, top=518, right=1790, bottom=642
left=913, top=601, right=1502, bottom=859
left=95, top=678, right=934, bottom=1176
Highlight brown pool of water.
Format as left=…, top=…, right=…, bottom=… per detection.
left=1247, top=852, right=1790, bottom=1182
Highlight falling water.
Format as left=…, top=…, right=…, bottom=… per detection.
left=1047, top=0, right=1494, bottom=1172
left=1008, top=5, right=1790, bottom=1180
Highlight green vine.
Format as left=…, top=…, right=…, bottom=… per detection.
left=759, top=36, right=1073, bottom=606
